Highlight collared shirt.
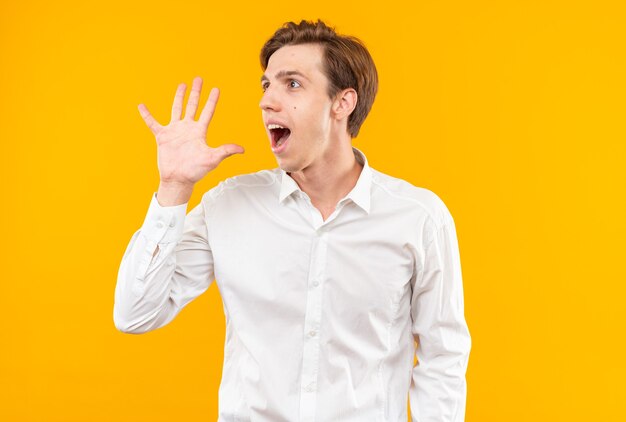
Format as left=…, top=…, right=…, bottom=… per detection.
left=114, top=148, right=471, bottom=422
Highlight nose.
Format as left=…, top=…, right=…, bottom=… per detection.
left=259, top=86, right=281, bottom=112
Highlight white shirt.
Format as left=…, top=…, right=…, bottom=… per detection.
left=114, top=148, right=471, bottom=422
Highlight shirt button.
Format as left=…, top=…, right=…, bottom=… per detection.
left=312, top=280, right=320, bottom=287
left=304, top=382, right=316, bottom=392
left=156, top=221, right=164, bottom=229
left=308, top=330, right=317, bottom=337
left=168, top=219, right=176, bottom=228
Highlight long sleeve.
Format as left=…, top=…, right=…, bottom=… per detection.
left=409, top=219, right=472, bottom=421
left=113, top=192, right=215, bottom=334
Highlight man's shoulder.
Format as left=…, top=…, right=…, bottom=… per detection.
left=370, top=167, right=454, bottom=228
left=202, top=168, right=281, bottom=203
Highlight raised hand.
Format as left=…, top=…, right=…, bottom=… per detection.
left=138, top=77, right=244, bottom=189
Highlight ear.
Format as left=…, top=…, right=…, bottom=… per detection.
left=332, top=88, right=358, bottom=120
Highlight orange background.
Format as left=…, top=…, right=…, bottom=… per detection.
left=1, top=0, right=625, bottom=420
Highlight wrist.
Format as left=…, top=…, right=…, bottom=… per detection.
left=157, top=181, right=194, bottom=206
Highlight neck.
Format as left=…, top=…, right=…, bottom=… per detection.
left=288, top=141, right=363, bottom=218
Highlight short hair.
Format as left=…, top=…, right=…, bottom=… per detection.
left=260, top=19, right=378, bottom=138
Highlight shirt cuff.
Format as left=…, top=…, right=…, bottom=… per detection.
left=139, top=192, right=189, bottom=244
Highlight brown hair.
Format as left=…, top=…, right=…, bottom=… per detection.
left=260, top=19, right=378, bottom=138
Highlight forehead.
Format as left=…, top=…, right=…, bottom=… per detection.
left=264, top=43, right=325, bottom=80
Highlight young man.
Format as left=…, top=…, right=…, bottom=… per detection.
left=114, top=20, right=471, bottom=422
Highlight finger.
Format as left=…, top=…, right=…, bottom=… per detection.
left=212, top=143, right=245, bottom=163
left=171, top=83, right=186, bottom=121
left=198, top=87, right=220, bottom=127
left=138, top=104, right=162, bottom=135
left=184, top=76, right=203, bottom=120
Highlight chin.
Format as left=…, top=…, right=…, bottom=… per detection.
left=275, top=158, right=301, bottom=174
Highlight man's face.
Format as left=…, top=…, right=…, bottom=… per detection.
left=260, top=43, right=336, bottom=173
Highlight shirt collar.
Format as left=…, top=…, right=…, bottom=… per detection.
left=278, top=147, right=372, bottom=214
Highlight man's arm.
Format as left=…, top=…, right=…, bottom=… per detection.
left=113, top=77, right=244, bottom=333
left=113, top=192, right=213, bottom=334
left=409, top=219, right=472, bottom=421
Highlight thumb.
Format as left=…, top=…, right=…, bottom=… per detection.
left=213, top=143, right=245, bottom=162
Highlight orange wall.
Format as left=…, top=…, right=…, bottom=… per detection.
left=1, top=0, right=624, bottom=420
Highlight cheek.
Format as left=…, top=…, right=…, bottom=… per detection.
left=294, top=97, right=332, bottom=137
left=310, top=97, right=330, bottom=119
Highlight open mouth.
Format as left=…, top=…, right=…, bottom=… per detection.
left=268, top=124, right=291, bottom=149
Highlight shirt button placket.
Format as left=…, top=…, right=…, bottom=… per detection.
left=299, top=228, right=328, bottom=422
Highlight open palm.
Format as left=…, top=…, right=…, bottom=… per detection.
left=138, top=77, right=244, bottom=185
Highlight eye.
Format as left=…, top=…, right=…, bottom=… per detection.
left=289, top=80, right=301, bottom=89
left=261, top=82, right=269, bottom=92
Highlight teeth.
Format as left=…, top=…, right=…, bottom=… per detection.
left=268, top=123, right=285, bottom=130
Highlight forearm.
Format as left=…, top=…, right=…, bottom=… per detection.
left=157, top=181, right=194, bottom=206
left=410, top=220, right=471, bottom=421
left=409, top=325, right=471, bottom=421
left=113, top=193, right=191, bottom=334
left=113, top=191, right=215, bottom=334
left=113, top=190, right=190, bottom=333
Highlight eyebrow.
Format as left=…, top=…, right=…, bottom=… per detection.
left=260, top=70, right=310, bottom=84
